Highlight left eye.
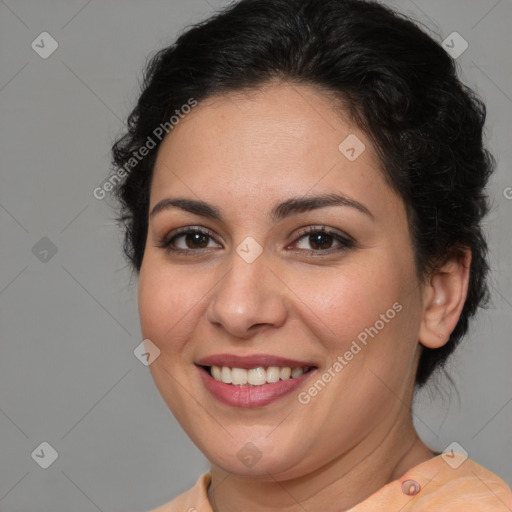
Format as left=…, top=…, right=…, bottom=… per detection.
left=292, top=227, right=354, bottom=252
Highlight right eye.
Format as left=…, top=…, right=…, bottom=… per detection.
left=157, top=227, right=222, bottom=254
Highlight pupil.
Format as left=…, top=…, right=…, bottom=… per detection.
left=186, top=232, right=208, bottom=249
left=310, top=232, right=332, bottom=250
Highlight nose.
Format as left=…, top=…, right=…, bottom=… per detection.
left=206, top=248, right=287, bottom=339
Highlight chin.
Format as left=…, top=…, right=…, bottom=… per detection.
left=204, top=438, right=311, bottom=480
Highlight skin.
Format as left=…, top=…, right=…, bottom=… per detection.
left=138, top=82, right=470, bottom=511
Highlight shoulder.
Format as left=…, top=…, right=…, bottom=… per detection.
left=147, top=473, right=212, bottom=512
left=351, top=454, right=512, bottom=511
left=412, top=455, right=512, bottom=510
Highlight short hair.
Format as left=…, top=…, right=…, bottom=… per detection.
left=111, top=0, right=494, bottom=387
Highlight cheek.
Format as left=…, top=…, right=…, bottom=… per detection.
left=138, top=260, right=206, bottom=355
left=298, top=262, right=408, bottom=345
left=291, top=254, right=421, bottom=392
left=137, top=261, right=207, bottom=419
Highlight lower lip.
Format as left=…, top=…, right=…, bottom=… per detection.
left=198, top=366, right=316, bottom=408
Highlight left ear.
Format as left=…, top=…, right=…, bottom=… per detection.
left=418, top=248, right=471, bottom=349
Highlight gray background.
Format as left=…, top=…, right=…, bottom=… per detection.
left=0, top=0, right=511, bottom=510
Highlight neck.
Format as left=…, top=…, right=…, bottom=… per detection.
left=208, top=418, right=435, bottom=512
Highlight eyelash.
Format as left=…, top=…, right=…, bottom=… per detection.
left=156, top=225, right=355, bottom=256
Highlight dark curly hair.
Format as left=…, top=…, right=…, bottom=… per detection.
left=111, top=0, right=494, bottom=387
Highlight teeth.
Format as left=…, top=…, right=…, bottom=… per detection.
left=280, top=367, right=291, bottom=380
left=209, top=365, right=311, bottom=386
left=291, top=367, right=304, bottom=378
left=211, top=366, right=222, bottom=381
left=221, top=366, right=232, bottom=384
left=266, top=366, right=280, bottom=383
left=248, top=367, right=267, bottom=385
left=231, top=367, right=248, bottom=385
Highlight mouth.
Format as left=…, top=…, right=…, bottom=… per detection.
left=195, top=354, right=318, bottom=408
left=203, top=364, right=315, bottom=386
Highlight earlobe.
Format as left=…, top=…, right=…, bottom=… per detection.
left=418, top=249, right=471, bottom=349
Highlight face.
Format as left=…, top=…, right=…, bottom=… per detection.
left=138, top=82, right=426, bottom=480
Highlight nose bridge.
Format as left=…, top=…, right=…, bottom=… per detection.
left=220, top=244, right=269, bottom=312
left=207, top=242, right=286, bottom=336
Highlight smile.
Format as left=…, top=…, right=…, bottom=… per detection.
left=208, top=365, right=313, bottom=386
left=195, top=355, right=317, bottom=407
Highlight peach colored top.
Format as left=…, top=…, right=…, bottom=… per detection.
left=148, top=454, right=512, bottom=511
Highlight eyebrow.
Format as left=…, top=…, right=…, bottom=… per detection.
left=149, top=192, right=374, bottom=222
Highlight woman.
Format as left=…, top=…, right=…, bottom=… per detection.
left=111, top=0, right=512, bottom=510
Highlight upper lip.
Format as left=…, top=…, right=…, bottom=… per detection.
left=196, top=353, right=316, bottom=369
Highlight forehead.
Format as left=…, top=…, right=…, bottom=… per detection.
left=150, top=82, right=400, bottom=219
